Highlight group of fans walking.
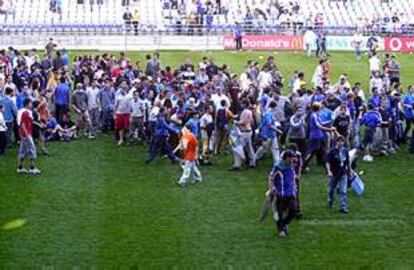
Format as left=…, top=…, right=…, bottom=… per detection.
left=1, top=43, right=413, bottom=238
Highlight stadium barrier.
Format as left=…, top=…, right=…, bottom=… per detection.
left=384, top=37, right=414, bottom=53
left=308, top=36, right=384, bottom=51
left=1, top=34, right=224, bottom=51
left=3, top=33, right=413, bottom=52
left=223, top=35, right=303, bottom=50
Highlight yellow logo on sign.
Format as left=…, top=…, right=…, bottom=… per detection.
left=290, top=36, right=303, bottom=49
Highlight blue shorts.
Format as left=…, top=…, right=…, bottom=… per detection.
left=18, top=137, right=37, bottom=160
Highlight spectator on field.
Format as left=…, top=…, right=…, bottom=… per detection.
left=0, top=87, right=17, bottom=147
left=369, top=53, right=380, bottom=77
left=45, top=38, right=57, bottom=58
left=0, top=104, right=7, bottom=155
left=54, top=76, right=70, bottom=124
left=123, top=8, right=133, bottom=32
left=132, top=9, right=140, bottom=36
left=17, top=99, right=42, bottom=174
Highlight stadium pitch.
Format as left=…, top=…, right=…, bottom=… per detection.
left=0, top=51, right=413, bottom=268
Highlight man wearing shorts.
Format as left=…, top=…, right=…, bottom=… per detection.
left=174, top=123, right=202, bottom=187
left=17, top=99, right=41, bottom=174
left=114, top=85, right=131, bottom=146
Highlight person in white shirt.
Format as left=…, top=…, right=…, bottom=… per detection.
left=303, top=28, right=317, bottom=57
left=0, top=104, right=7, bottom=155
left=257, top=65, right=273, bottom=92
left=369, top=53, right=380, bottom=77
left=211, top=88, right=230, bottom=110
left=312, top=60, right=325, bottom=89
left=114, top=87, right=132, bottom=146
left=199, top=105, right=214, bottom=165
left=86, top=80, right=101, bottom=138
left=4, top=76, right=17, bottom=93
left=293, top=71, right=305, bottom=93
left=239, top=70, right=251, bottom=92
left=370, top=71, right=383, bottom=93
left=128, top=90, right=145, bottom=145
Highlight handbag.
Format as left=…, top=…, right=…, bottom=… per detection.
left=351, top=174, right=365, bottom=196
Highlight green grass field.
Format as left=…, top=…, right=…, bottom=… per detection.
left=1, top=51, right=414, bottom=268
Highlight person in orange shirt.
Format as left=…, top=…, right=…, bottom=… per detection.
left=174, top=123, right=202, bottom=187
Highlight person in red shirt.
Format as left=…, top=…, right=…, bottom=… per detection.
left=17, top=99, right=41, bottom=174
left=173, top=123, right=202, bottom=187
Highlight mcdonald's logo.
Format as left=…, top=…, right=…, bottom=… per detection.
left=290, top=36, right=303, bottom=49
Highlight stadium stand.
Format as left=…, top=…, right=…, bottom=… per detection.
left=0, top=0, right=413, bottom=34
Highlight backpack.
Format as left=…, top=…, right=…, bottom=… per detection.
left=216, top=108, right=228, bottom=129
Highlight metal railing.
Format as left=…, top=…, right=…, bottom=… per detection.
left=1, top=19, right=414, bottom=37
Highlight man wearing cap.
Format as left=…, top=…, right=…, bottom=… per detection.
left=268, top=150, right=297, bottom=237
left=325, top=135, right=351, bottom=213
left=174, top=123, right=202, bottom=187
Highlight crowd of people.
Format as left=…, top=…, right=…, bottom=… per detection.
left=162, top=0, right=310, bottom=34
left=1, top=40, right=414, bottom=237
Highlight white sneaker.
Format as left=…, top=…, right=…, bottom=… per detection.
left=192, top=178, right=203, bottom=184
left=279, top=231, right=287, bottom=238
left=88, top=134, right=96, bottom=139
left=363, top=155, right=373, bottom=162
left=17, top=167, right=28, bottom=174
left=117, top=140, right=123, bottom=146
left=177, top=181, right=187, bottom=188
left=29, top=168, right=42, bottom=175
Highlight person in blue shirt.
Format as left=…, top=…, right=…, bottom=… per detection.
left=145, top=107, right=179, bottom=164
left=311, top=87, right=325, bottom=104
left=317, top=102, right=334, bottom=162
left=367, top=36, right=378, bottom=56
left=99, top=78, right=116, bottom=133
left=368, top=88, right=381, bottom=109
left=255, top=101, right=283, bottom=166
left=389, top=92, right=404, bottom=146
left=325, top=135, right=351, bottom=213
left=61, top=49, right=69, bottom=67
left=268, top=150, right=297, bottom=237
left=304, top=103, right=336, bottom=170
left=0, top=87, right=17, bottom=147
left=54, top=77, right=70, bottom=124
left=361, top=103, right=382, bottom=161
left=185, top=111, right=200, bottom=138
left=16, top=83, right=31, bottom=110
left=234, top=22, right=243, bottom=51
left=403, top=85, right=414, bottom=141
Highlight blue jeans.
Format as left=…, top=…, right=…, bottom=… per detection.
left=328, top=174, right=348, bottom=210
left=304, top=137, right=324, bottom=167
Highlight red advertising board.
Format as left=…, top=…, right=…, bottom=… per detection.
left=384, top=37, right=414, bottom=52
left=223, top=35, right=303, bottom=50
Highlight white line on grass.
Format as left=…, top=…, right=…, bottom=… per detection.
left=300, top=219, right=406, bottom=227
